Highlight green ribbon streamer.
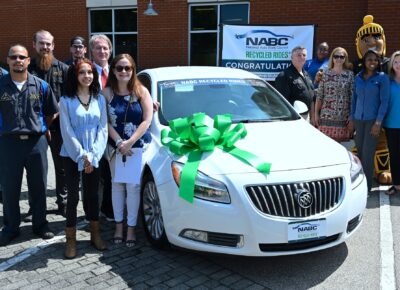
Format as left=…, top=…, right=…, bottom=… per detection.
left=161, top=113, right=271, bottom=203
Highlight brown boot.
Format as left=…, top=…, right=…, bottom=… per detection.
left=90, top=221, right=107, bottom=251
left=64, top=227, right=77, bottom=259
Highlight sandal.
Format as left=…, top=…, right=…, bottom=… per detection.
left=386, top=186, right=399, bottom=196
left=126, top=226, right=136, bottom=248
left=113, top=221, right=124, bottom=244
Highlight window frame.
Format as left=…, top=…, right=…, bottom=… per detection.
left=188, top=1, right=250, bottom=66
left=88, top=6, right=138, bottom=58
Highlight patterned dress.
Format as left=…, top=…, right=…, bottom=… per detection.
left=316, top=69, right=354, bottom=141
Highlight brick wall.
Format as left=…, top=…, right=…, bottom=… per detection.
left=0, top=0, right=399, bottom=69
left=0, top=0, right=88, bottom=65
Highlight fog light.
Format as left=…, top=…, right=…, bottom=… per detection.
left=181, top=229, right=208, bottom=242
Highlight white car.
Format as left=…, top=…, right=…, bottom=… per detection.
left=137, top=66, right=367, bottom=256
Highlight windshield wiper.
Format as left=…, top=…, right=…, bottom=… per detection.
left=234, top=119, right=276, bottom=123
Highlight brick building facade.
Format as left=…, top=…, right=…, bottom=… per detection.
left=0, top=0, right=398, bottom=70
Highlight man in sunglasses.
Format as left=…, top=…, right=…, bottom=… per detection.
left=27, top=30, right=70, bottom=219
left=305, top=42, right=329, bottom=85
left=0, top=45, right=58, bottom=246
left=65, top=36, right=87, bottom=66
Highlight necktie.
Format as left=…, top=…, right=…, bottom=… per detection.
left=101, top=68, right=108, bottom=90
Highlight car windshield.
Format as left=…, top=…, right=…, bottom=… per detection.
left=158, top=78, right=298, bottom=125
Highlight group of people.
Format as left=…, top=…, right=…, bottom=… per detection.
left=274, top=15, right=400, bottom=195
left=0, top=30, right=153, bottom=260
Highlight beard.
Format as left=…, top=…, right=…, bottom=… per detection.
left=12, top=66, right=27, bottom=74
left=37, top=53, right=54, bottom=71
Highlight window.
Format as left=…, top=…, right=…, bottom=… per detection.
left=189, top=2, right=249, bottom=66
left=89, top=7, right=138, bottom=62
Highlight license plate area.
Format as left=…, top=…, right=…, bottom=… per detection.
left=288, top=219, right=326, bottom=243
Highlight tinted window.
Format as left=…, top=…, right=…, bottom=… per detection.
left=190, top=33, right=217, bottom=66
left=191, top=6, right=217, bottom=30
left=91, top=10, right=112, bottom=32
left=115, top=9, right=137, bottom=32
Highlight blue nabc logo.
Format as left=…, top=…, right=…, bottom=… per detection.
left=235, top=29, right=294, bottom=47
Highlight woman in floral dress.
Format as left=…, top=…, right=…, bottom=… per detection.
left=315, top=47, right=354, bottom=142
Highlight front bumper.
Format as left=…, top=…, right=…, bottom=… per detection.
left=156, top=164, right=368, bottom=256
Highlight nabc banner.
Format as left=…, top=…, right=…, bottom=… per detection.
left=221, top=24, right=315, bottom=81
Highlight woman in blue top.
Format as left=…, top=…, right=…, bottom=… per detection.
left=59, top=59, right=108, bottom=258
left=383, top=51, right=400, bottom=195
left=350, top=49, right=390, bottom=191
left=104, top=54, right=152, bottom=247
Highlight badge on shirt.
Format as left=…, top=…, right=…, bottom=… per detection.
left=0, top=93, right=12, bottom=102
left=29, top=93, right=40, bottom=102
left=53, top=70, right=63, bottom=77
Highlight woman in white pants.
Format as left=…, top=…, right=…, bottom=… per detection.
left=104, top=54, right=152, bottom=247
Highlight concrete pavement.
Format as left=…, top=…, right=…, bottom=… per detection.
left=0, top=149, right=267, bottom=289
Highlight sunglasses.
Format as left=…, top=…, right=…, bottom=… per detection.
left=333, top=55, right=345, bottom=60
left=8, top=55, right=29, bottom=60
left=115, top=65, right=132, bottom=72
left=72, top=44, right=85, bottom=50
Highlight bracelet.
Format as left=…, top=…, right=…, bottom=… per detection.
left=115, top=138, right=123, bottom=147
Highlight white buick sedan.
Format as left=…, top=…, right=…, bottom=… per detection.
left=137, top=66, right=367, bottom=256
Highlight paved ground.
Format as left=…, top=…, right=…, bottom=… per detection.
left=0, top=150, right=269, bottom=290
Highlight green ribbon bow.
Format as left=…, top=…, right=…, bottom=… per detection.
left=161, top=113, right=271, bottom=203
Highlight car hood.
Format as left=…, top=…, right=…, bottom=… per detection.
left=173, top=119, right=350, bottom=175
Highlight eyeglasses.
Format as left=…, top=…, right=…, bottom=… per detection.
left=318, top=48, right=329, bottom=52
left=8, top=55, right=29, bottom=60
left=115, top=65, right=132, bottom=72
left=72, top=44, right=85, bottom=50
left=333, top=55, right=345, bottom=60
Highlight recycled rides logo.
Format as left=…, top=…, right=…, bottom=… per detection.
left=235, top=29, right=294, bottom=48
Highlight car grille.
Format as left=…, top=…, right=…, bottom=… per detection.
left=245, top=177, right=344, bottom=217
left=259, top=234, right=340, bottom=252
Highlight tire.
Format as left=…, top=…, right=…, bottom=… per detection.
left=141, top=173, right=170, bottom=248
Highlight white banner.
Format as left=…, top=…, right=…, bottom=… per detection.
left=221, top=25, right=315, bottom=81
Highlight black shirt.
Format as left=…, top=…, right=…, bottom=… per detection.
left=274, top=64, right=315, bottom=109
left=0, top=74, right=58, bottom=135
left=28, top=58, right=69, bottom=102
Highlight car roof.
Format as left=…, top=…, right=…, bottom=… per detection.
left=138, top=66, right=262, bottom=81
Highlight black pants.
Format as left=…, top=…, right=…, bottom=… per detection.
left=0, top=135, right=48, bottom=236
left=63, top=157, right=100, bottom=227
left=385, top=127, right=400, bottom=185
left=49, top=118, right=68, bottom=206
left=100, top=156, right=113, bottom=217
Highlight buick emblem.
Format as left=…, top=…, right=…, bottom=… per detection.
left=296, top=189, right=313, bottom=209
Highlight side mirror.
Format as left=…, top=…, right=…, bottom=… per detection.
left=293, top=101, right=309, bottom=117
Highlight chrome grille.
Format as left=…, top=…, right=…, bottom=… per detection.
left=245, top=177, right=344, bottom=217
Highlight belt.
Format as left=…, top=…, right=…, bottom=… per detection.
left=4, top=134, right=42, bottom=140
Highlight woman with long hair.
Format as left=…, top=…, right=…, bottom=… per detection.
left=383, top=51, right=400, bottom=195
left=104, top=54, right=152, bottom=247
left=350, top=49, right=390, bottom=191
left=59, top=58, right=108, bottom=258
left=315, top=47, right=354, bottom=142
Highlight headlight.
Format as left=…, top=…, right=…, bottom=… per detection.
left=171, top=162, right=230, bottom=203
left=348, top=151, right=363, bottom=185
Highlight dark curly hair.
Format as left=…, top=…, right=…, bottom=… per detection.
left=65, top=58, right=100, bottom=98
